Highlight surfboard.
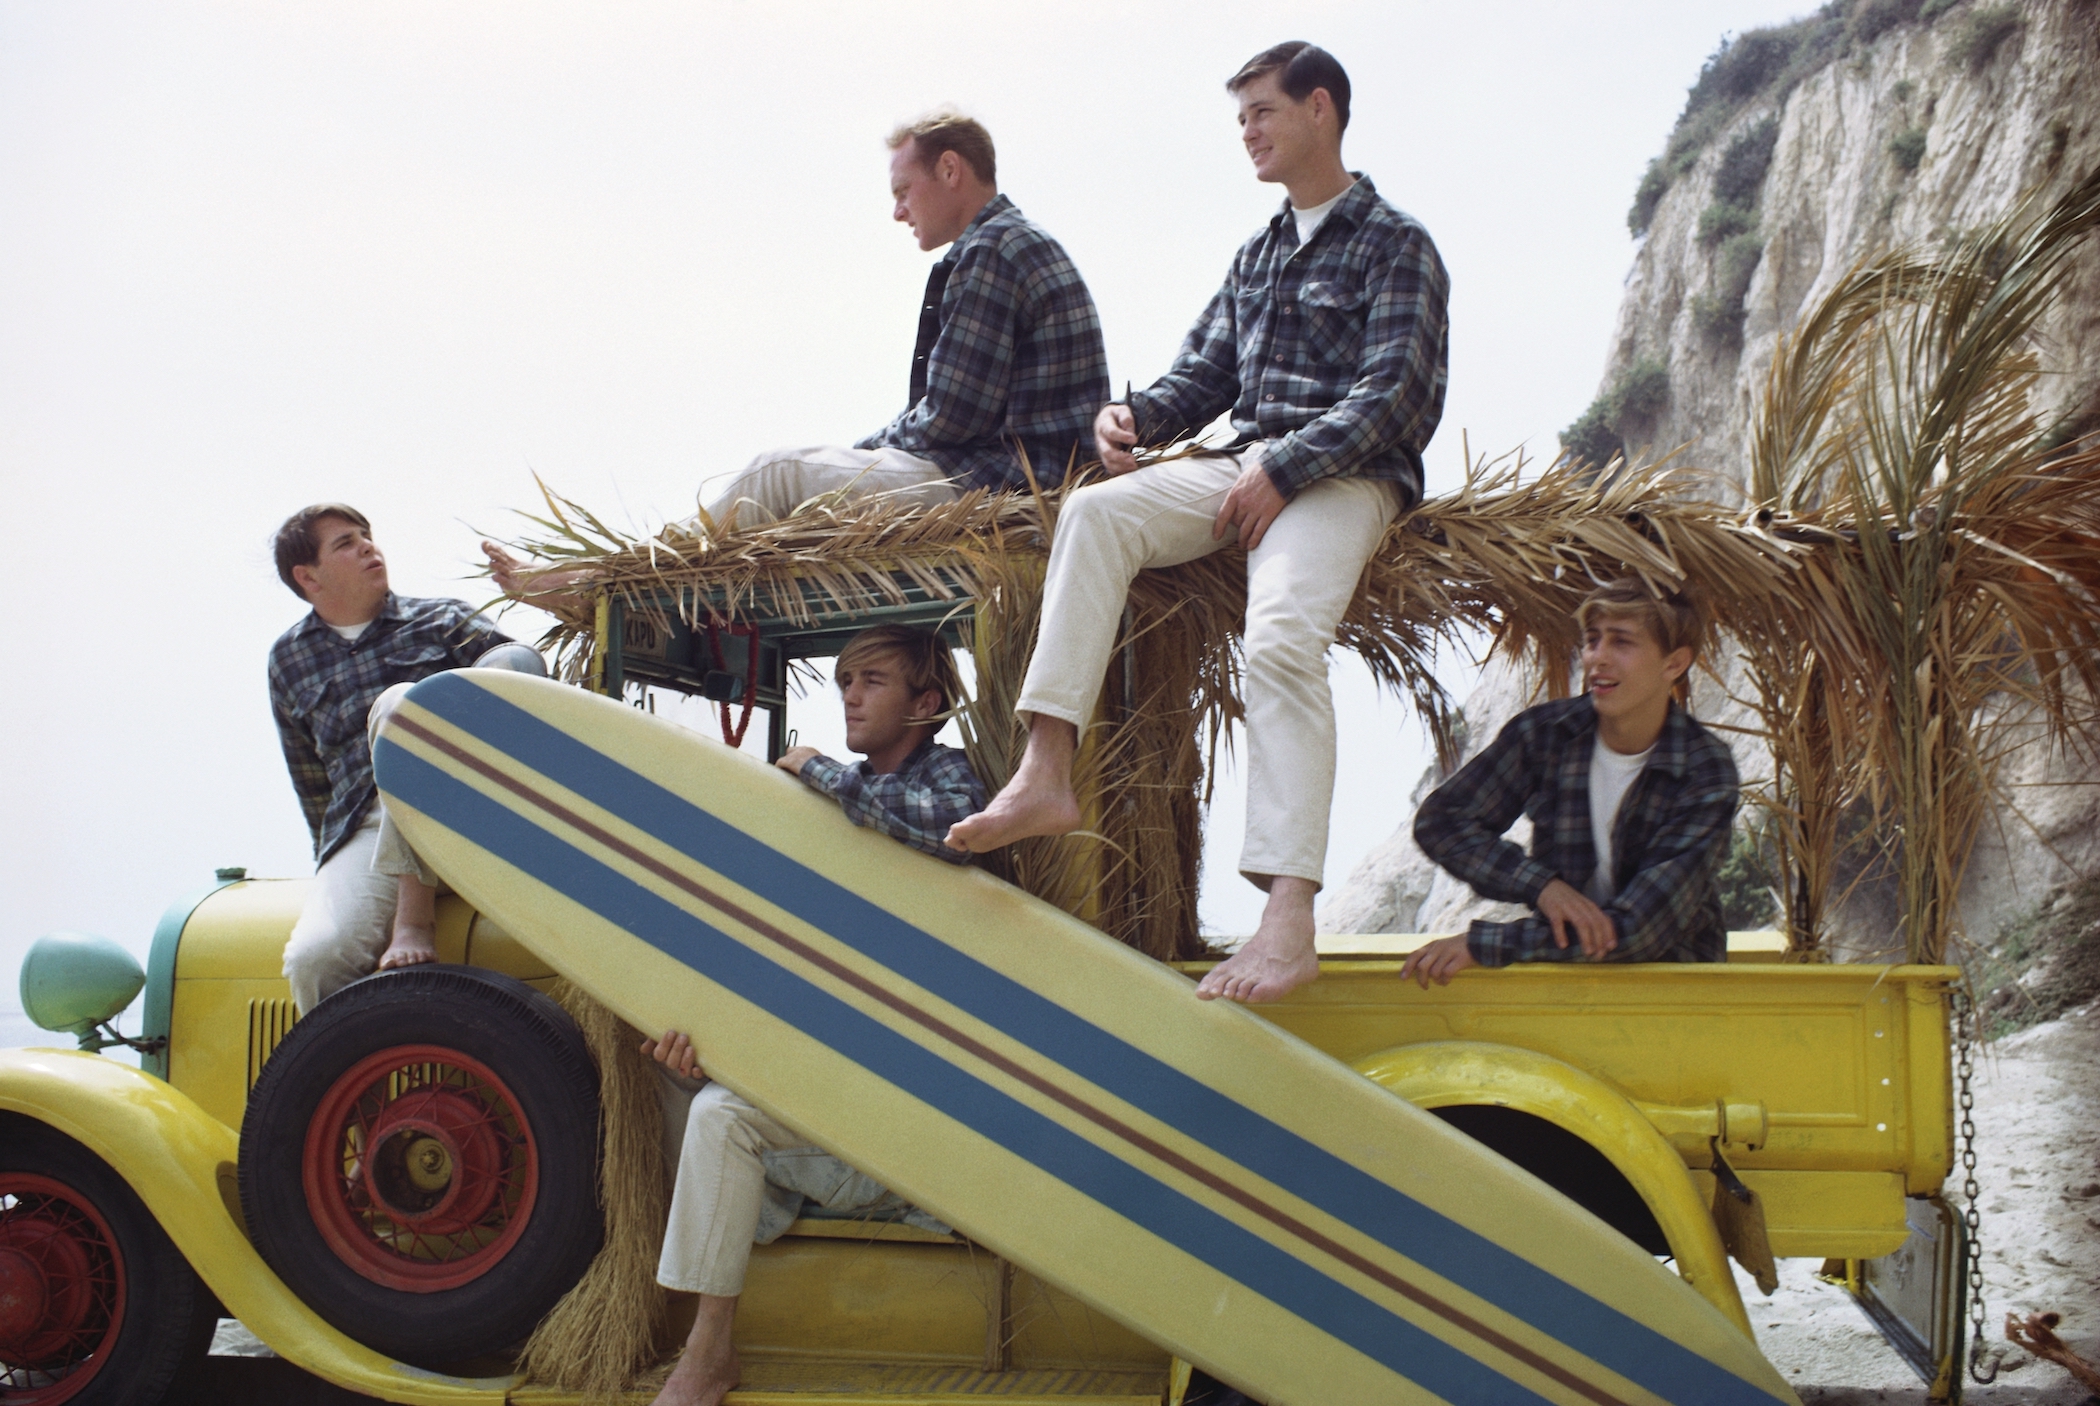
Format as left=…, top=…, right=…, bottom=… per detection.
left=375, top=670, right=1800, bottom=1406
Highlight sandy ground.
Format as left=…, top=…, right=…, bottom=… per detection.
left=1738, top=1000, right=2100, bottom=1405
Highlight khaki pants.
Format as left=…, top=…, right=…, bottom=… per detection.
left=705, top=445, right=957, bottom=530
left=1015, top=451, right=1399, bottom=887
left=656, top=1083, right=816, bottom=1297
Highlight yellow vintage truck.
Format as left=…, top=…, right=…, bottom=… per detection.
left=1, top=566, right=1972, bottom=1406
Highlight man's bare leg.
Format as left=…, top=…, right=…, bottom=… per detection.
left=1196, top=876, right=1319, bottom=1003
left=377, top=875, right=438, bottom=970
left=650, top=1293, right=739, bottom=1406
left=945, top=714, right=1083, bottom=851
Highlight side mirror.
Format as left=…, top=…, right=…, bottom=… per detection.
left=19, top=931, right=147, bottom=1052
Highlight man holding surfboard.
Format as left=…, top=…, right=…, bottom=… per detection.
left=1402, top=579, right=1740, bottom=987
left=946, top=42, right=1451, bottom=1008
left=641, top=625, right=981, bottom=1406
left=267, top=504, right=511, bottom=1014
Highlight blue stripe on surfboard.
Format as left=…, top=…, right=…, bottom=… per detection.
left=403, top=674, right=1782, bottom=1406
left=380, top=741, right=1556, bottom=1406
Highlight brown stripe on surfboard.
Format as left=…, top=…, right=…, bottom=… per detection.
left=387, top=708, right=1636, bottom=1406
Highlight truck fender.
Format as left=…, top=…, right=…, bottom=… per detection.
left=0, top=1047, right=515, bottom=1404
left=1355, top=1039, right=1754, bottom=1339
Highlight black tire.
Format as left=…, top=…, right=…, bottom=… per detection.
left=0, top=1112, right=217, bottom=1406
left=237, top=965, right=602, bottom=1368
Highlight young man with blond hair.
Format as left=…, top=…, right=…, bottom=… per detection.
left=1401, top=579, right=1741, bottom=988
left=704, top=110, right=1108, bottom=526
left=947, top=43, right=1451, bottom=1006
left=642, top=625, right=981, bottom=1406
left=483, top=112, right=1110, bottom=599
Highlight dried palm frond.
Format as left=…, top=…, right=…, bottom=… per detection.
left=1745, top=161, right=2100, bottom=963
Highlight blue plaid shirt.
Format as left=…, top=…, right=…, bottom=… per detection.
left=858, top=195, right=1110, bottom=492
left=268, top=594, right=510, bottom=864
left=798, top=737, right=985, bottom=864
left=1414, top=696, right=1740, bottom=966
left=1126, top=176, right=1449, bottom=505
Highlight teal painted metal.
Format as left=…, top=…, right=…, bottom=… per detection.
left=140, top=875, right=241, bottom=1079
left=18, top=932, right=146, bottom=1044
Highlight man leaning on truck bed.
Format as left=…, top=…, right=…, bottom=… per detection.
left=1401, top=578, right=1741, bottom=988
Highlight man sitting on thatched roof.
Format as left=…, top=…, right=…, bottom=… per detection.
left=1402, top=580, right=1739, bottom=987
left=484, top=109, right=1108, bottom=600
left=946, top=42, right=1451, bottom=1005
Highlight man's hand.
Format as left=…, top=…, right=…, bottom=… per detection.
left=1399, top=936, right=1478, bottom=989
left=1094, top=404, right=1140, bottom=476
left=1212, top=451, right=1289, bottom=550
left=640, top=1029, right=704, bottom=1081
left=1537, top=878, right=1619, bottom=959
left=775, top=745, right=821, bottom=776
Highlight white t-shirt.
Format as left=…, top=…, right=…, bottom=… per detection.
left=1293, top=187, right=1348, bottom=247
left=328, top=618, right=375, bottom=643
left=1586, top=737, right=1654, bottom=903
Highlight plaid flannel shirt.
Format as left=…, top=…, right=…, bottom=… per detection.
left=1413, top=696, right=1740, bottom=966
left=798, top=737, right=985, bottom=864
left=268, top=594, right=510, bottom=864
left=859, top=195, right=1110, bottom=492
left=1125, top=176, right=1449, bottom=505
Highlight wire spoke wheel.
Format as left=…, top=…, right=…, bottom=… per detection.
left=0, top=1176, right=125, bottom=1404
left=241, top=965, right=602, bottom=1367
left=305, top=1046, right=539, bottom=1291
left=0, top=1115, right=214, bottom=1406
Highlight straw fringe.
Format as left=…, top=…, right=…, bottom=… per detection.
left=515, top=982, right=669, bottom=1400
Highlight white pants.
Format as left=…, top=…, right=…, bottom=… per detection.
left=367, top=682, right=440, bottom=888
left=1015, top=452, right=1399, bottom=887
left=704, top=444, right=958, bottom=529
left=282, top=810, right=394, bottom=1015
left=656, top=1083, right=815, bottom=1297
left=283, top=683, right=440, bottom=1014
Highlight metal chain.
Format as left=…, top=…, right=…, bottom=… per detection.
left=1956, top=987, right=1999, bottom=1385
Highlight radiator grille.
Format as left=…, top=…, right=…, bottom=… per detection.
left=246, top=998, right=299, bottom=1088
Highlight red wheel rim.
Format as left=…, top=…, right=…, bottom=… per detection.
left=302, top=1045, right=540, bottom=1291
left=0, top=1174, right=126, bottom=1405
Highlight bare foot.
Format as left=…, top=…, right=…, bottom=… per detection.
left=651, top=1294, right=739, bottom=1406
left=1197, top=878, right=1319, bottom=1003
left=945, top=775, right=1083, bottom=852
left=946, top=715, right=1082, bottom=852
left=377, top=922, right=437, bottom=970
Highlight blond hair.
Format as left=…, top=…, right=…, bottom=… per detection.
left=1575, top=578, right=1707, bottom=658
left=835, top=625, right=965, bottom=713
left=885, top=108, right=996, bottom=187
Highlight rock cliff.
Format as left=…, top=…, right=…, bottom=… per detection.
left=1325, top=0, right=2100, bottom=953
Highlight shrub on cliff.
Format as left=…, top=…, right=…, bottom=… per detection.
left=1948, top=4, right=2023, bottom=71
left=1560, top=358, right=1672, bottom=469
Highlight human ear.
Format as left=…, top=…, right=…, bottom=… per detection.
left=1662, top=646, right=1694, bottom=682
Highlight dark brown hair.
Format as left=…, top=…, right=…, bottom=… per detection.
left=886, top=109, right=997, bottom=187
left=1227, top=42, right=1352, bottom=134
left=835, top=625, right=965, bottom=716
left=273, top=503, right=371, bottom=600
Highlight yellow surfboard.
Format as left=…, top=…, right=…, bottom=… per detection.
left=376, top=671, right=1799, bottom=1406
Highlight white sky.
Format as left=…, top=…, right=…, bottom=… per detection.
left=0, top=0, right=1813, bottom=1025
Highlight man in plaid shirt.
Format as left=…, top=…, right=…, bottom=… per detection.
left=949, top=43, right=1449, bottom=1006
left=268, top=504, right=511, bottom=1012
left=639, top=625, right=980, bottom=1406
left=774, top=625, right=985, bottom=860
left=1402, top=580, right=1740, bottom=987
left=704, top=109, right=1108, bottom=528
